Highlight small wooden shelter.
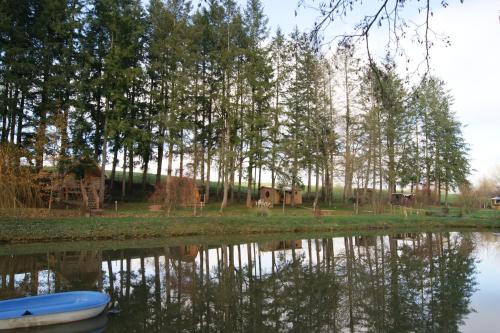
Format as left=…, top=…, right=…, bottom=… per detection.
left=259, top=187, right=281, bottom=206
left=60, top=168, right=103, bottom=211
left=259, top=240, right=302, bottom=252
left=284, top=188, right=302, bottom=205
left=259, top=187, right=302, bottom=206
left=491, top=197, right=500, bottom=210
left=38, top=160, right=105, bottom=212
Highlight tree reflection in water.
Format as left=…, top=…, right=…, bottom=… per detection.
left=0, top=232, right=477, bottom=332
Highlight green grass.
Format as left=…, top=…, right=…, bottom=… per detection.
left=0, top=207, right=498, bottom=244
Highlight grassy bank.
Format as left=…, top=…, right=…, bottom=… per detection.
left=0, top=205, right=498, bottom=244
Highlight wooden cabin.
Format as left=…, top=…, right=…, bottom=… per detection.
left=259, top=187, right=302, bottom=206
left=259, top=240, right=302, bottom=252
left=284, top=189, right=302, bottom=205
left=259, top=187, right=281, bottom=206
left=491, top=197, right=500, bottom=210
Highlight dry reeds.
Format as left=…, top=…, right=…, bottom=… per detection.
left=0, top=144, right=41, bottom=209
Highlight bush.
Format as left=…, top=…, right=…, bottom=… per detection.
left=255, top=200, right=272, bottom=217
left=256, top=206, right=269, bottom=217
left=457, top=183, right=483, bottom=214
left=149, top=176, right=200, bottom=213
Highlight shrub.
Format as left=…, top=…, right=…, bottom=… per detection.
left=149, top=176, right=200, bottom=213
left=457, top=183, right=483, bottom=213
left=255, top=200, right=272, bottom=217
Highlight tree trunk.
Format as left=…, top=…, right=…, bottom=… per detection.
left=246, top=149, right=253, bottom=208
left=307, top=166, right=312, bottom=200
left=220, top=118, right=230, bottom=212
left=100, top=103, right=109, bottom=207
left=314, top=162, right=320, bottom=209
left=167, top=141, right=174, bottom=177
left=16, top=93, right=24, bottom=147
left=110, top=143, right=119, bottom=190
left=121, top=147, right=127, bottom=198
left=343, top=54, right=352, bottom=203
left=35, top=73, right=49, bottom=171
left=156, top=129, right=164, bottom=185
left=128, top=146, right=134, bottom=190
left=1, top=84, right=8, bottom=143
left=142, top=156, right=149, bottom=190
left=9, top=88, right=19, bottom=143
left=179, top=129, right=184, bottom=178
left=445, top=180, right=449, bottom=206
left=205, top=150, right=211, bottom=203
left=58, top=105, right=69, bottom=171
left=204, top=101, right=212, bottom=203
left=238, top=144, right=243, bottom=202
left=216, top=159, right=221, bottom=200
left=257, top=163, right=262, bottom=194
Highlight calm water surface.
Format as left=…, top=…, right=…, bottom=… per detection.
left=1, top=231, right=500, bottom=332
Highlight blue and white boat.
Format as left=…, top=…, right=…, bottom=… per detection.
left=0, top=291, right=110, bottom=330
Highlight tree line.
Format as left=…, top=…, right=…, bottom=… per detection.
left=0, top=0, right=470, bottom=210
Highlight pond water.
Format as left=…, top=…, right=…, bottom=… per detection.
left=1, top=231, right=500, bottom=332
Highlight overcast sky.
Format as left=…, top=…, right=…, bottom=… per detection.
left=243, top=0, right=500, bottom=184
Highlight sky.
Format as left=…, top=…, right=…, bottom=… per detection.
left=239, top=0, right=500, bottom=184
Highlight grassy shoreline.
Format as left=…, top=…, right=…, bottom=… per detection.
left=1, top=226, right=497, bottom=256
left=1, top=208, right=499, bottom=244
